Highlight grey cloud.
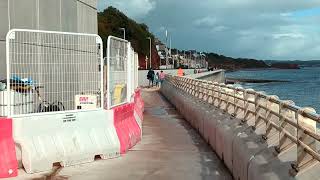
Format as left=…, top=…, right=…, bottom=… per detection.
left=99, top=0, right=320, bottom=60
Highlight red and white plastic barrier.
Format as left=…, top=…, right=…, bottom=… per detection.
left=113, top=103, right=141, bottom=154
left=112, top=89, right=144, bottom=154
left=133, top=89, right=145, bottom=128
left=0, top=117, right=18, bottom=178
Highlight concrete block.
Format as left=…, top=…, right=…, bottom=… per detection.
left=203, top=108, right=219, bottom=150
left=196, top=104, right=213, bottom=137
left=232, top=126, right=270, bottom=180
left=248, top=143, right=320, bottom=180
left=248, top=146, right=295, bottom=180
left=215, top=116, right=250, bottom=172
left=187, top=100, right=200, bottom=129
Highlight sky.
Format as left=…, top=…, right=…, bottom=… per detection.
left=98, top=0, right=320, bottom=60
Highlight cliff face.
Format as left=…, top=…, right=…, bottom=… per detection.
left=271, top=63, right=300, bottom=69
left=206, top=53, right=269, bottom=70
left=98, top=7, right=160, bottom=69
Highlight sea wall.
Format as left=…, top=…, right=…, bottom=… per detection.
left=185, top=70, right=225, bottom=83
left=160, top=75, right=320, bottom=180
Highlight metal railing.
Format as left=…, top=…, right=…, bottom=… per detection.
left=166, top=75, right=320, bottom=175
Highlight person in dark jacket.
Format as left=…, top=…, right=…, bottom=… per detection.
left=147, top=68, right=155, bottom=87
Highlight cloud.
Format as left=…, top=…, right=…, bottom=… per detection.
left=280, top=13, right=293, bottom=17
left=212, top=26, right=228, bottom=32
left=98, top=0, right=156, bottom=18
left=273, top=33, right=305, bottom=39
left=193, top=17, right=218, bottom=28
left=99, top=0, right=320, bottom=60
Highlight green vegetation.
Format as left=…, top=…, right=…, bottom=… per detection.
left=98, top=7, right=155, bottom=60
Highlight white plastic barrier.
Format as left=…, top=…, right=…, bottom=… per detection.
left=13, top=109, right=120, bottom=173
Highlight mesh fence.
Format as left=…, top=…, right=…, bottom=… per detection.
left=107, top=36, right=128, bottom=108
left=2, top=30, right=103, bottom=117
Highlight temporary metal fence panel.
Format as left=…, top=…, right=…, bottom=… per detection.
left=129, top=46, right=135, bottom=98
left=107, top=36, right=129, bottom=108
left=3, top=29, right=103, bottom=117
left=134, top=52, right=139, bottom=89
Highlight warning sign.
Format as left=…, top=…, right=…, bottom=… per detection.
left=75, top=95, right=98, bottom=110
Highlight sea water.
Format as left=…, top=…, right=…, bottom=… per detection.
left=227, top=67, right=320, bottom=112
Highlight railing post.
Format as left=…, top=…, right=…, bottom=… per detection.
left=253, top=92, right=259, bottom=130
left=231, top=87, right=237, bottom=117
left=203, top=81, right=209, bottom=102
left=195, top=81, right=200, bottom=98
left=275, top=100, right=296, bottom=154
left=224, top=85, right=234, bottom=116
left=243, top=89, right=249, bottom=124
left=262, top=95, right=279, bottom=140
left=212, top=82, right=219, bottom=107
left=291, top=108, right=317, bottom=175
left=254, top=92, right=266, bottom=130
left=186, top=78, right=191, bottom=93
left=198, top=81, right=204, bottom=99
left=183, top=78, right=189, bottom=91
left=208, top=82, right=214, bottom=105
left=177, top=77, right=182, bottom=89
left=236, top=87, right=245, bottom=120
left=217, top=84, right=223, bottom=110
left=188, top=78, right=192, bottom=92
left=191, top=80, right=196, bottom=96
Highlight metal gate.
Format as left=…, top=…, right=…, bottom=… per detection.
left=3, top=29, right=104, bottom=117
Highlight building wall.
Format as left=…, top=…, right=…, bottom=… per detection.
left=0, top=0, right=98, bottom=79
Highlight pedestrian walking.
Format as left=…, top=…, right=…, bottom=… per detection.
left=147, top=68, right=155, bottom=87
left=159, top=70, right=165, bottom=86
left=155, top=72, right=160, bottom=87
left=177, top=67, right=184, bottom=77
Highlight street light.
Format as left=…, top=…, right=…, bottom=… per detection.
left=119, top=28, right=126, bottom=40
left=147, top=37, right=152, bottom=69
left=145, top=56, right=148, bottom=70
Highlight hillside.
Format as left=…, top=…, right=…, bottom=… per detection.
left=98, top=7, right=160, bottom=69
left=206, top=53, right=269, bottom=70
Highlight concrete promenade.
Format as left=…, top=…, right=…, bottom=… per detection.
left=11, top=88, right=231, bottom=180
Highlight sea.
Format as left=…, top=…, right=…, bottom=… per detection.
left=226, top=67, right=320, bottom=113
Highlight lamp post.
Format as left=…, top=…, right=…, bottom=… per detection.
left=147, top=37, right=152, bottom=69
left=145, top=56, right=148, bottom=70
left=119, top=28, right=126, bottom=40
